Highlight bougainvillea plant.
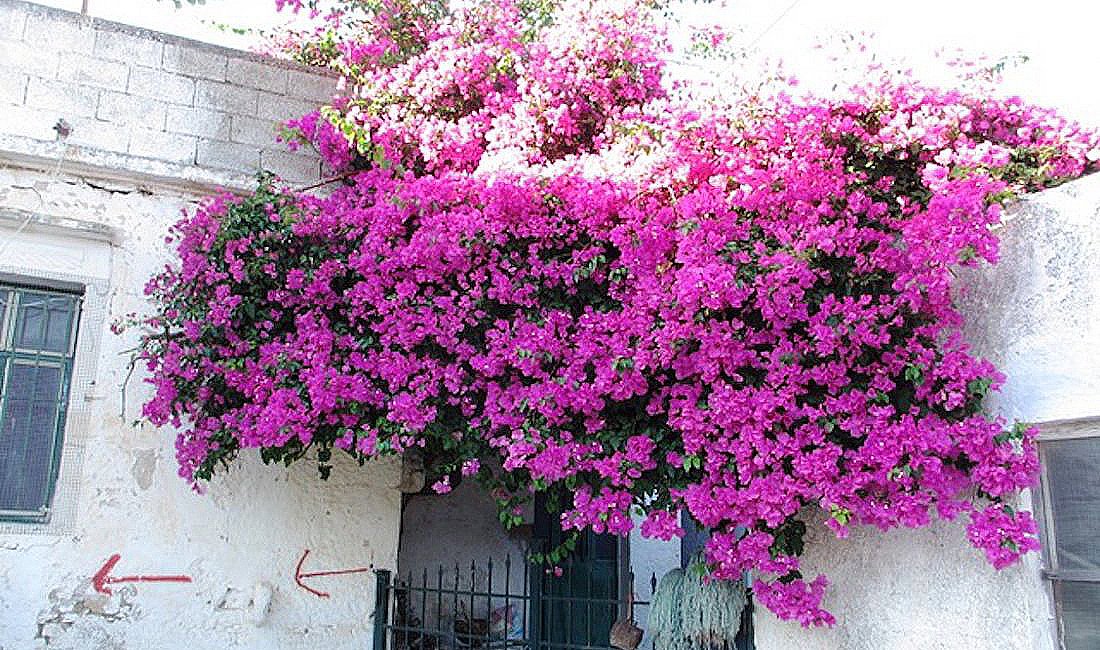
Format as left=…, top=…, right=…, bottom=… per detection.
left=137, top=0, right=1100, bottom=626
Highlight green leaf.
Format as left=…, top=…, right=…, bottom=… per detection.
left=903, top=363, right=924, bottom=384
left=967, top=377, right=993, bottom=400
left=829, top=504, right=851, bottom=526
left=612, top=356, right=635, bottom=372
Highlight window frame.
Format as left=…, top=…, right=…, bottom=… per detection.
left=1035, top=416, right=1100, bottom=649
left=0, top=280, right=84, bottom=524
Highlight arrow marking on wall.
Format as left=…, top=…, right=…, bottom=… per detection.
left=294, top=548, right=373, bottom=598
left=92, top=553, right=193, bottom=595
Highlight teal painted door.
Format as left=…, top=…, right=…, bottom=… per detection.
left=535, top=496, right=620, bottom=648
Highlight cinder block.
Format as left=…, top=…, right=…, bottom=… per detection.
left=286, top=69, right=337, bottom=103
left=261, top=148, right=321, bottom=184
left=195, top=80, right=257, bottom=115
left=166, top=105, right=230, bottom=139
left=227, top=58, right=288, bottom=94
left=93, top=29, right=163, bottom=67
left=66, top=117, right=130, bottom=154
left=230, top=115, right=280, bottom=148
left=0, top=40, right=59, bottom=78
left=128, top=127, right=197, bottom=164
left=197, top=139, right=261, bottom=172
left=0, top=103, right=58, bottom=141
left=162, top=43, right=227, bottom=81
left=24, top=13, right=95, bottom=53
left=0, top=69, right=28, bottom=105
left=57, top=52, right=129, bottom=91
left=25, top=77, right=98, bottom=117
left=128, top=66, right=195, bottom=105
left=256, top=91, right=317, bottom=122
left=97, top=91, right=167, bottom=129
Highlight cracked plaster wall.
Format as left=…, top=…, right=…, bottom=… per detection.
left=1, top=3, right=1096, bottom=649
left=0, top=4, right=403, bottom=649
left=0, top=165, right=402, bottom=650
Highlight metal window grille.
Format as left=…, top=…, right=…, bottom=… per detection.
left=0, top=281, right=83, bottom=523
left=372, top=553, right=755, bottom=650
left=373, top=554, right=654, bottom=650
left=1036, top=417, right=1100, bottom=650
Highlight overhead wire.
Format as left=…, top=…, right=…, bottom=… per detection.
left=0, top=142, right=73, bottom=259
left=746, top=0, right=804, bottom=49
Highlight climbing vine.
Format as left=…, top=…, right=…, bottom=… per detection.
left=137, top=0, right=1100, bottom=626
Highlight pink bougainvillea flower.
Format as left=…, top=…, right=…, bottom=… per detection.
left=136, top=0, right=1100, bottom=626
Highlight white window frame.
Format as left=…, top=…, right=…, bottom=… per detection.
left=0, top=210, right=114, bottom=535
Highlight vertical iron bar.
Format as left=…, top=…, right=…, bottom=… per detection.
left=520, top=553, right=529, bottom=646
left=504, top=554, right=512, bottom=644
left=529, top=552, right=543, bottom=650
left=373, top=569, right=391, bottom=650
left=420, top=568, right=428, bottom=650
left=545, top=556, right=554, bottom=650
left=407, top=569, right=414, bottom=647
left=437, top=565, right=444, bottom=637
left=469, top=560, right=476, bottom=645
left=486, top=556, right=494, bottom=645
left=566, top=556, right=573, bottom=648
left=453, top=564, right=460, bottom=644
left=586, top=556, right=593, bottom=647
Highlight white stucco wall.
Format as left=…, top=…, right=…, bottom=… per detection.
left=753, top=172, right=1100, bottom=649
left=2, top=1, right=1096, bottom=648
left=0, top=3, right=404, bottom=649
left=0, top=0, right=335, bottom=192
left=0, top=167, right=404, bottom=650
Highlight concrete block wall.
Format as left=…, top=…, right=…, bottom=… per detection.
left=0, top=0, right=336, bottom=189
left=0, top=3, right=405, bottom=649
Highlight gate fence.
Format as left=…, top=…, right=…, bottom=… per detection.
left=372, top=555, right=653, bottom=650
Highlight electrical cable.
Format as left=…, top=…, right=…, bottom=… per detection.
left=746, top=0, right=804, bottom=48
left=0, top=142, right=74, bottom=259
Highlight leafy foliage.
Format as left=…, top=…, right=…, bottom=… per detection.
left=138, top=0, right=1100, bottom=627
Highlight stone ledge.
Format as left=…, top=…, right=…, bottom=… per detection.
left=0, top=132, right=258, bottom=195
left=0, top=207, right=122, bottom=245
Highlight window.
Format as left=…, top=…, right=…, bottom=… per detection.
left=0, top=281, right=82, bottom=523
left=1038, top=420, right=1100, bottom=650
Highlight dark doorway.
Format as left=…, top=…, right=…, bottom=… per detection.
left=533, top=495, right=621, bottom=649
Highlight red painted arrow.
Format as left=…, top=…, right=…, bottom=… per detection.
left=92, top=553, right=192, bottom=595
left=294, top=549, right=373, bottom=598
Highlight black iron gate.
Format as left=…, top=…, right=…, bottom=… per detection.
left=372, top=555, right=652, bottom=650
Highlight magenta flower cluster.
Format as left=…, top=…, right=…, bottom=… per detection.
left=140, top=0, right=1100, bottom=626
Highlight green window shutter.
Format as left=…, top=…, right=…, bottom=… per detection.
left=0, top=283, right=82, bottom=523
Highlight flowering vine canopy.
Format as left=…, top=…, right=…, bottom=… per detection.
left=138, top=0, right=1100, bottom=625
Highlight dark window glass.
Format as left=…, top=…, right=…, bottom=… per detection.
left=0, top=284, right=81, bottom=522
left=1044, top=438, right=1100, bottom=572
left=1058, top=581, right=1100, bottom=650
left=13, top=294, right=76, bottom=354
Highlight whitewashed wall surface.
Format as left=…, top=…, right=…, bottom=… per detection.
left=0, top=2, right=405, bottom=649
left=0, top=0, right=1098, bottom=648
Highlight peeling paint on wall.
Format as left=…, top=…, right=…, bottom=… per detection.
left=129, top=450, right=157, bottom=492
left=0, top=5, right=401, bottom=648
left=36, top=581, right=138, bottom=648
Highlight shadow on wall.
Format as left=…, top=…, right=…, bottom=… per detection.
left=397, top=479, right=533, bottom=630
